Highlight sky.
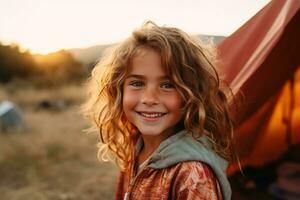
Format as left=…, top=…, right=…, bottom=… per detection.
left=0, top=0, right=270, bottom=54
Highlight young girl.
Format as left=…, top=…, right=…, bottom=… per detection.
left=83, top=21, right=234, bottom=200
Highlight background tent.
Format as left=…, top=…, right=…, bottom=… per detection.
left=217, top=0, right=300, bottom=172
left=0, top=101, right=25, bottom=132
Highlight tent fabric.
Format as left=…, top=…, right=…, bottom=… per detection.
left=217, top=0, right=300, bottom=172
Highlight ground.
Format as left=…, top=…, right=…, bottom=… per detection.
left=0, top=83, right=118, bottom=200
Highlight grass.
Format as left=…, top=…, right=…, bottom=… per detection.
left=0, top=82, right=118, bottom=200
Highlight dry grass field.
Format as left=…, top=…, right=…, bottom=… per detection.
left=0, top=83, right=118, bottom=200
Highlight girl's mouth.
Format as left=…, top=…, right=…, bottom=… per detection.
left=136, top=112, right=167, bottom=118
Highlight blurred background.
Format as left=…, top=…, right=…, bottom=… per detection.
left=2, top=0, right=300, bottom=199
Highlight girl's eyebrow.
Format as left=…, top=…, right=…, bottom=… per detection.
left=126, top=74, right=144, bottom=79
left=126, top=74, right=170, bottom=80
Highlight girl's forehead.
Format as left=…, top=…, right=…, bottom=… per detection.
left=126, top=47, right=171, bottom=78
left=129, top=47, right=160, bottom=66
left=132, top=46, right=158, bottom=58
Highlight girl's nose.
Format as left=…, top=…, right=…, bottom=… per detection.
left=141, top=87, right=159, bottom=106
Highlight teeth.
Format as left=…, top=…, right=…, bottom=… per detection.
left=140, top=112, right=164, bottom=118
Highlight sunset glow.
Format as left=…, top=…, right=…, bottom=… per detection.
left=0, top=0, right=270, bottom=54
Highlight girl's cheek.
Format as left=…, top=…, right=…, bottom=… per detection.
left=123, top=89, right=139, bottom=104
left=166, top=92, right=183, bottom=107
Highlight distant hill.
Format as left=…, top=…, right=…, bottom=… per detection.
left=68, top=34, right=225, bottom=69
left=68, top=44, right=112, bottom=67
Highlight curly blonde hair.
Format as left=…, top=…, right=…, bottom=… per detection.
left=82, top=21, right=235, bottom=170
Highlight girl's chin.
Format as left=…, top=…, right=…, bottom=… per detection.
left=139, top=131, right=162, bottom=136
left=138, top=128, right=174, bottom=139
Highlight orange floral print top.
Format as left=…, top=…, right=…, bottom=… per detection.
left=115, top=130, right=231, bottom=200
left=115, top=160, right=223, bottom=200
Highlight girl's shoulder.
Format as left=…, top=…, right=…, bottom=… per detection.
left=173, top=160, right=217, bottom=181
left=171, top=161, right=222, bottom=199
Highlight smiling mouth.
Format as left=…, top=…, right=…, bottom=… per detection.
left=136, top=111, right=167, bottom=118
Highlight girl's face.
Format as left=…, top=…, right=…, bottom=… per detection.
left=123, top=48, right=183, bottom=139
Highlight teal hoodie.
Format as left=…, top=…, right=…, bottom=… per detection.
left=137, top=129, right=232, bottom=200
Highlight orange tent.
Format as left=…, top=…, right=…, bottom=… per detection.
left=217, top=0, right=300, bottom=172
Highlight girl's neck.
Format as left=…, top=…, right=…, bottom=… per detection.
left=138, top=131, right=175, bottom=165
left=141, top=135, right=162, bottom=153
left=137, top=125, right=183, bottom=165
left=137, top=135, right=161, bottom=165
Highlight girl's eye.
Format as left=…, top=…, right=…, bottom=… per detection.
left=129, top=81, right=144, bottom=87
left=161, top=82, right=175, bottom=89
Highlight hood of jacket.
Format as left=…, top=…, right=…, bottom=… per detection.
left=136, top=129, right=231, bottom=200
